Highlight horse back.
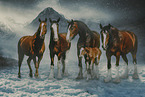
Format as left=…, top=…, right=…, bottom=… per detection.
left=18, top=36, right=35, bottom=56
left=119, top=31, right=137, bottom=53
left=92, top=31, right=100, bottom=48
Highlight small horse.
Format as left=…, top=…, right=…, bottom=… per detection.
left=49, top=18, right=71, bottom=79
left=100, top=24, right=138, bottom=83
left=79, top=47, right=102, bottom=80
left=66, top=19, right=100, bottom=79
left=18, top=18, right=47, bottom=78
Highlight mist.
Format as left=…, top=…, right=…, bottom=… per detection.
left=0, top=0, right=145, bottom=63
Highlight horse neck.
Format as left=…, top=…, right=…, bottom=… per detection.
left=108, top=28, right=120, bottom=46
left=33, top=27, right=44, bottom=45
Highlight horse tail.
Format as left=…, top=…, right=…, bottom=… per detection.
left=133, top=33, right=138, bottom=55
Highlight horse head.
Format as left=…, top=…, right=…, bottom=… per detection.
left=66, top=19, right=79, bottom=42
left=49, top=18, right=60, bottom=41
left=100, top=24, right=113, bottom=50
left=38, top=18, right=47, bottom=39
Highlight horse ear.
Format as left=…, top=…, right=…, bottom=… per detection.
left=71, top=19, right=73, bottom=23
left=108, top=24, right=113, bottom=28
left=57, top=18, right=60, bottom=23
left=49, top=18, right=52, bottom=23
left=39, top=18, right=41, bottom=22
left=100, top=24, right=103, bottom=29
left=45, top=18, right=47, bottom=22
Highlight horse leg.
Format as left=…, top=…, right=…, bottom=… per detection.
left=113, top=52, right=121, bottom=83
left=76, top=52, right=83, bottom=79
left=27, top=57, right=33, bottom=77
left=131, top=52, right=139, bottom=79
left=57, top=54, right=62, bottom=79
left=18, top=52, right=24, bottom=78
left=32, top=56, right=39, bottom=77
left=86, top=62, right=91, bottom=80
left=61, top=52, right=68, bottom=76
left=84, top=59, right=88, bottom=78
left=104, top=53, right=112, bottom=82
left=121, top=54, right=129, bottom=79
left=49, top=54, right=55, bottom=79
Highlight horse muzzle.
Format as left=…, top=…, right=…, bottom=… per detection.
left=54, top=38, right=59, bottom=41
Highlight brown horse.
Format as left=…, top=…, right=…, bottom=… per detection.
left=100, top=24, right=138, bottom=83
left=49, top=18, right=71, bottom=79
left=79, top=47, right=102, bottom=80
left=18, top=18, right=47, bottom=78
left=66, top=20, right=100, bottom=79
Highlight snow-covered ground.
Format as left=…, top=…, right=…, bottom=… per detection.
left=0, top=39, right=145, bottom=97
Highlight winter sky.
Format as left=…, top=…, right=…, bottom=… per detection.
left=0, top=0, right=144, bottom=26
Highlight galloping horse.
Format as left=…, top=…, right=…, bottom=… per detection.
left=49, top=18, right=71, bottom=79
left=100, top=24, right=138, bottom=83
left=66, top=20, right=100, bottom=79
left=18, top=18, right=47, bottom=78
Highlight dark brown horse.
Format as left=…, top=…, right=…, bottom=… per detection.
left=100, top=24, right=138, bottom=83
left=49, top=18, right=71, bottom=79
left=18, top=18, right=47, bottom=78
left=66, top=20, right=100, bottom=79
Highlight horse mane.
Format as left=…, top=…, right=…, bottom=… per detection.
left=74, top=20, right=93, bottom=35
left=33, top=25, right=41, bottom=38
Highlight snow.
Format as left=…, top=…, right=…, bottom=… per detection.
left=0, top=39, right=145, bottom=97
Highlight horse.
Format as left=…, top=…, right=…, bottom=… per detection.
left=100, top=24, right=139, bottom=83
left=18, top=18, right=47, bottom=78
left=79, top=47, right=102, bottom=80
left=66, top=19, right=100, bottom=79
left=49, top=18, right=71, bottom=79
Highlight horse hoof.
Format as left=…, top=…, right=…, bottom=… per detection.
left=121, top=75, right=128, bottom=79
left=113, top=79, right=121, bottom=83
left=76, top=76, right=84, bottom=80
left=29, top=73, right=33, bottom=78
left=132, top=73, right=139, bottom=79
left=18, top=74, right=21, bottom=78
left=104, top=78, right=112, bottom=83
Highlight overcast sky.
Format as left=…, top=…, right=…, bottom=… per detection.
left=0, top=0, right=144, bottom=25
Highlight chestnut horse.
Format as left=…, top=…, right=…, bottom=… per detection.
left=66, top=20, right=100, bottom=79
left=100, top=24, right=138, bottom=83
left=18, top=18, right=47, bottom=78
left=49, top=18, right=71, bottom=79
left=79, top=47, right=102, bottom=80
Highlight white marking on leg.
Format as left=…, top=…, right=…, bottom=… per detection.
left=114, top=66, right=120, bottom=83
left=121, top=62, right=128, bottom=79
left=133, top=63, right=139, bottom=79
left=40, top=23, right=44, bottom=36
left=66, top=25, right=71, bottom=41
left=104, top=69, right=112, bottom=82
left=57, top=60, right=62, bottom=79
left=95, top=65, right=99, bottom=79
left=84, top=62, right=88, bottom=78
left=49, top=65, right=54, bottom=79
left=52, top=23, right=58, bottom=41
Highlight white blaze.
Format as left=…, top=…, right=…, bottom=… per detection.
left=66, top=25, right=71, bottom=41
left=52, top=23, right=58, bottom=40
left=40, top=23, right=44, bottom=36
left=103, top=32, right=107, bottom=48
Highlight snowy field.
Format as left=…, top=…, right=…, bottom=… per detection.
left=0, top=39, right=145, bottom=97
